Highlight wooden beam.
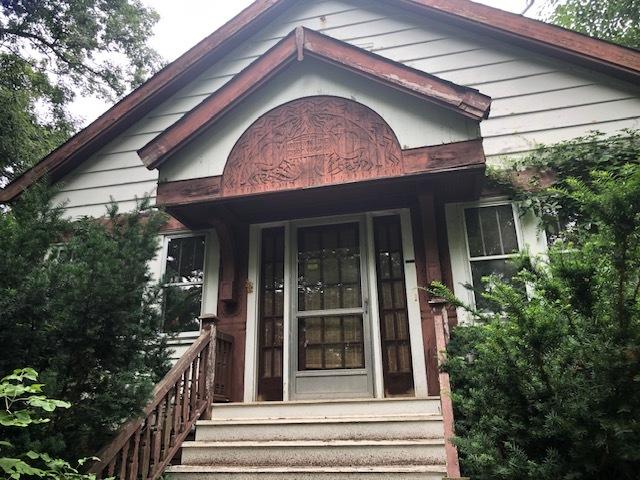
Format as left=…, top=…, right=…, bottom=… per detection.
left=154, top=140, right=486, bottom=207
left=403, top=139, right=486, bottom=175
left=156, top=176, right=222, bottom=207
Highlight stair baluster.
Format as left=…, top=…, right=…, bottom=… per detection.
left=90, top=315, right=233, bottom=479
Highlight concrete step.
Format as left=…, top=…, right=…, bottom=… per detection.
left=209, top=397, right=441, bottom=420
left=166, top=465, right=448, bottom=480
left=180, top=439, right=446, bottom=467
left=195, top=414, right=444, bottom=441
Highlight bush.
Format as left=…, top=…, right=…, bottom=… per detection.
left=0, top=186, right=170, bottom=459
left=434, top=131, right=640, bottom=479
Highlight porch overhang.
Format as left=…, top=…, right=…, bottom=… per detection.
left=156, top=138, right=487, bottom=215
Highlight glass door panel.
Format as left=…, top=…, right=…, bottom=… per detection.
left=293, top=221, right=373, bottom=399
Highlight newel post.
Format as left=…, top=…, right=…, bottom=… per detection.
left=200, top=313, right=218, bottom=420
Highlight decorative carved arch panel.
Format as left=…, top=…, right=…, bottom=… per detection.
left=222, top=96, right=403, bottom=197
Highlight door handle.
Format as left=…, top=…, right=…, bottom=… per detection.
left=364, top=298, right=369, bottom=315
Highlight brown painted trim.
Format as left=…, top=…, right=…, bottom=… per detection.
left=4, top=0, right=639, bottom=203
left=156, top=176, right=222, bottom=207
left=155, top=139, right=485, bottom=207
left=139, top=28, right=491, bottom=170
left=301, top=29, right=490, bottom=119
left=0, top=0, right=294, bottom=203
left=398, top=0, right=640, bottom=80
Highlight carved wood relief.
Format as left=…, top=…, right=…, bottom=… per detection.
left=222, top=96, right=403, bottom=197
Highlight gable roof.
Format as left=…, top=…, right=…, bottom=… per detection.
left=138, top=27, right=491, bottom=169
left=2, top=0, right=639, bottom=203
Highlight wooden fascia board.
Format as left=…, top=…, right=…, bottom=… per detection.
left=155, top=139, right=485, bottom=207
left=301, top=29, right=490, bottom=119
left=140, top=28, right=490, bottom=169
left=397, top=0, right=640, bottom=80
left=0, top=0, right=292, bottom=203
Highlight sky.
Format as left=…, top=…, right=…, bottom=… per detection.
left=69, top=0, right=542, bottom=125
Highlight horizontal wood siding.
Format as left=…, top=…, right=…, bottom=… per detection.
left=53, top=0, right=640, bottom=216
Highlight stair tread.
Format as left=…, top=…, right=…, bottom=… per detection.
left=183, top=439, right=445, bottom=448
left=167, top=465, right=447, bottom=473
left=200, top=413, right=443, bottom=425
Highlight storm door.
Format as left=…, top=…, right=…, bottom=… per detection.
left=291, top=219, right=373, bottom=399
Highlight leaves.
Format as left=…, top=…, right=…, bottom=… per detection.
left=0, top=187, right=170, bottom=459
left=546, top=0, right=640, bottom=49
left=446, top=132, right=640, bottom=479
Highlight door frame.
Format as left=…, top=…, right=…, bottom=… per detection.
left=243, top=208, right=429, bottom=401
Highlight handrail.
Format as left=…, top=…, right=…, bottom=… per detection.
left=90, top=317, right=221, bottom=479
left=430, top=298, right=463, bottom=479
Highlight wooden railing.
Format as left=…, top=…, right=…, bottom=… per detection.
left=90, top=317, right=231, bottom=479
left=430, top=298, right=463, bottom=479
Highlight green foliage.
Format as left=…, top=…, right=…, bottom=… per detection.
left=546, top=0, right=640, bottom=49
left=0, top=0, right=161, bottom=184
left=0, top=54, right=74, bottom=184
left=0, top=368, right=95, bottom=480
left=0, top=186, right=170, bottom=460
left=437, top=132, right=640, bottom=479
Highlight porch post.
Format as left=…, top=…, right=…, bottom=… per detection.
left=418, top=193, right=443, bottom=395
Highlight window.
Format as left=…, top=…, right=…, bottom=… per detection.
left=162, top=235, right=206, bottom=333
left=463, top=204, right=520, bottom=310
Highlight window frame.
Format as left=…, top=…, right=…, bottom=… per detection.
left=447, top=197, right=548, bottom=321
left=159, top=230, right=212, bottom=337
left=461, top=201, right=524, bottom=310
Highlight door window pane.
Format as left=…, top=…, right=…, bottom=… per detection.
left=298, top=223, right=361, bottom=311
left=258, top=227, right=285, bottom=401
left=298, top=316, right=365, bottom=370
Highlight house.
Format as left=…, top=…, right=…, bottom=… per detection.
left=2, top=0, right=639, bottom=478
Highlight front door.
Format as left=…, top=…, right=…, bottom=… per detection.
left=292, top=219, right=373, bottom=399
left=254, top=212, right=424, bottom=402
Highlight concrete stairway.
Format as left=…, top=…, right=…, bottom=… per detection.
left=166, top=397, right=447, bottom=479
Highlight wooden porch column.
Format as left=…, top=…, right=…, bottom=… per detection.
left=418, top=193, right=443, bottom=396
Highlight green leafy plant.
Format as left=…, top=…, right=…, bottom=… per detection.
left=0, top=368, right=95, bottom=479
left=0, top=186, right=170, bottom=460
left=434, top=131, right=640, bottom=479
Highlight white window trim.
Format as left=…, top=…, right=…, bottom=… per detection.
left=446, top=197, right=547, bottom=323
left=159, top=230, right=220, bottom=340
left=243, top=208, right=428, bottom=402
